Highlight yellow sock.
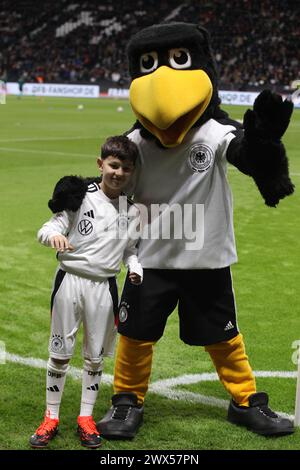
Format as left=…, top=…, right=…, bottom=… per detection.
left=114, top=335, right=155, bottom=404
left=205, top=334, right=256, bottom=406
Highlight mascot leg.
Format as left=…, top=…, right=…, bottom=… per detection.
left=97, top=335, right=155, bottom=439
left=205, top=333, right=256, bottom=406
left=114, top=335, right=155, bottom=404
left=206, top=333, right=294, bottom=435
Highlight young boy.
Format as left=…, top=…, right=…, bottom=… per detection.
left=30, top=135, right=142, bottom=449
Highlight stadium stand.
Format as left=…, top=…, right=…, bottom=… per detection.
left=0, top=0, right=299, bottom=92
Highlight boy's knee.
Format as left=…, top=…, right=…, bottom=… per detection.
left=48, top=357, right=69, bottom=374
left=84, top=358, right=104, bottom=373
left=51, top=357, right=70, bottom=365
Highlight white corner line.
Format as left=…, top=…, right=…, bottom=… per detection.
left=5, top=352, right=295, bottom=420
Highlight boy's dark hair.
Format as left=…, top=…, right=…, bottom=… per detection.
left=101, top=135, right=139, bottom=164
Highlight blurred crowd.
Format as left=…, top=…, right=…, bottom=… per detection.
left=0, top=0, right=299, bottom=92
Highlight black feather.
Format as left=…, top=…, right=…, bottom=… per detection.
left=227, top=125, right=294, bottom=207
left=48, top=176, right=100, bottom=213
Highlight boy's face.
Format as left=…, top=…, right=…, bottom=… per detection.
left=97, top=155, right=135, bottom=197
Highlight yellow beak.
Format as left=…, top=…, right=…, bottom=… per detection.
left=130, top=66, right=213, bottom=147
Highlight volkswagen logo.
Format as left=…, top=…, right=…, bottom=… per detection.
left=78, top=219, right=93, bottom=236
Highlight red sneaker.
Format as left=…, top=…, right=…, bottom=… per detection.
left=30, top=414, right=59, bottom=448
left=77, top=415, right=102, bottom=448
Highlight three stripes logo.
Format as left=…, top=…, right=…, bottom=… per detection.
left=87, top=183, right=99, bottom=193
left=224, top=321, right=235, bottom=331
left=47, top=385, right=60, bottom=392
left=87, top=384, right=99, bottom=391
left=84, top=209, right=95, bottom=219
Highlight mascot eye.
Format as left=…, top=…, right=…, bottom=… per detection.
left=169, top=48, right=191, bottom=69
left=140, top=51, right=158, bottom=73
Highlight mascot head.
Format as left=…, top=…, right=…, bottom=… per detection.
left=127, top=22, right=219, bottom=147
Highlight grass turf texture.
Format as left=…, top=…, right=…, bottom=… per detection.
left=0, top=96, right=299, bottom=450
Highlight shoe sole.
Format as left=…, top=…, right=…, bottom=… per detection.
left=29, top=429, right=58, bottom=448
left=77, top=427, right=102, bottom=448
left=81, top=442, right=102, bottom=448
left=99, top=420, right=143, bottom=440
left=228, top=418, right=295, bottom=436
left=100, top=431, right=136, bottom=440
left=30, top=443, right=49, bottom=449
left=250, top=427, right=294, bottom=436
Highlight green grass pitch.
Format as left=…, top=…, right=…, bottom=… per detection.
left=0, top=96, right=299, bottom=450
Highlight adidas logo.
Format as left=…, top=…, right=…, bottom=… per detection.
left=87, top=384, right=99, bottom=391
left=87, top=183, right=99, bottom=193
left=224, top=321, right=235, bottom=331
left=47, top=385, right=60, bottom=392
left=84, top=209, right=95, bottom=218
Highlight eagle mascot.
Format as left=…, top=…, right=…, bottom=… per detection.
left=96, top=22, right=294, bottom=438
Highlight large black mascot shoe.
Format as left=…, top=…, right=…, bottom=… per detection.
left=228, top=392, right=294, bottom=436
left=97, top=393, right=144, bottom=439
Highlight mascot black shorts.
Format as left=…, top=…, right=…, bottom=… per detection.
left=118, top=267, right=239, bottom=346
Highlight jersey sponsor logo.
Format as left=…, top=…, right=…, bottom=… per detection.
left=78, top=219, right=93, bottom=235
left=84, top=209, right=95, bottom=218
left=119, top=304, right=128, bottom=323
left=188, top=143, right=213, bottom=173
left=50, top=334, right=63, bottom=352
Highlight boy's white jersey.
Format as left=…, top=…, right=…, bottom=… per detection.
left=127, top=119, right=238, bottom=269
left=38, top=183, right=142, bottom=281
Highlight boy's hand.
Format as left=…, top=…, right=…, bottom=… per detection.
left=49, top=234, right=74, bottom=252
left=129, top=272, right=142, bottom=285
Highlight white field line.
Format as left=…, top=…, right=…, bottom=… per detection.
left=227, top=166, right=300, bottom=177
left=0, top=146, right=93, bottom=158
left=6, top=352, right=113, bottom=385
left=0, top=136, right=101, bottom=143
left=1, top=145, right=299, bottom=177
left=6, top=352, right=294, bottom=420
